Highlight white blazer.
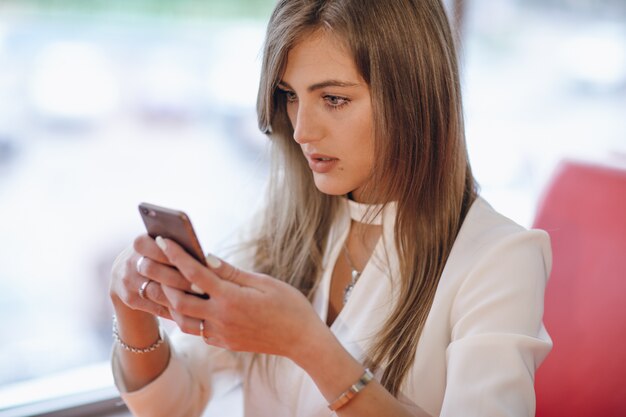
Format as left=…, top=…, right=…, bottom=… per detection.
left=113, top=197, right=552, bottom=417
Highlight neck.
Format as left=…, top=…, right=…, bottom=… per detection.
left=347, top=197, right=384, bottom=226
left=348, top=189, right=387, bottom=205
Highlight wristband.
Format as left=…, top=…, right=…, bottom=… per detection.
left=328, top=368, right=374, bottom=411
left=112, top=315, right=165, bottom=354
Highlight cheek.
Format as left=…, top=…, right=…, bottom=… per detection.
left=361, top=149, right=376, bottom=177
left=353, top=124, right=375, bottom=164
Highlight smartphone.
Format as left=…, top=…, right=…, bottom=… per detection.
left=138, top=202, right=209, bottom=298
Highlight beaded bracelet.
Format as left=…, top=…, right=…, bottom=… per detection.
left=112, top=315, right=165, bottom=354
left=328, top=368, right=374, bottom=411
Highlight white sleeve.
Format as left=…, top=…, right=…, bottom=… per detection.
left=440, top=230, right=552, bottom=417
left=111, top=329, right=243, bottom=417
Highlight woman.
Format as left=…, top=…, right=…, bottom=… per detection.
left=110, top=0, right=552, bottom=416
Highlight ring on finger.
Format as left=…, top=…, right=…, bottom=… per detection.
left=199, top=320, right=212, bottom=344
left=138, top=279, right=152, bottom=300
left=136, top=256, right=146, bottom=273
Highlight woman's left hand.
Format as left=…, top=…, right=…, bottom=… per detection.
left=155, top=237, right=421, bottom=417
left=154, top=236, right=326, bottom=361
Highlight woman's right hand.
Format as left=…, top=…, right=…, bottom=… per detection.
left=109, top=233, right=197, bottom=320
left=110, top=234, right=192, bottom=392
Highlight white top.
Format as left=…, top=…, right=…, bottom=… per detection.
left=112, top=197, right=552, bottom=417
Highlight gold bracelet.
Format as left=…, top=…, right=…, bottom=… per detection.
left=328, top=368, right=374, bottom=411
left=112, top=315, right=165, bottom=354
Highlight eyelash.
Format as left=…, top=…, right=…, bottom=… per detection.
left=324, top=95, right=350, bottom=110
left=278, top=88, right=350, bottom=111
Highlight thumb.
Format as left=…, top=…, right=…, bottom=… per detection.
left=205, top=254, right=256, bottom=287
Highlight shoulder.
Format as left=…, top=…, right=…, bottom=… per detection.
left=448, top=197, right=551, bottom=275
left=417, top=198, right=553, bottom=417
left=441, top=197, right=552, bottom=336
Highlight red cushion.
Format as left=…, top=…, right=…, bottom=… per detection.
left=533, top=160, right=626, bottom=417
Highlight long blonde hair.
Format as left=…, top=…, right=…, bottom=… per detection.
left=254, top=0, right=476, bottom=396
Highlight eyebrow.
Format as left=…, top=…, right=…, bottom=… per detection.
left=278, top=79, right=360, bottom=92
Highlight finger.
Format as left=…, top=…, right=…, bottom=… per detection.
left=112, top=246, right=172, bottom=320
left=168, top=306, right=205, bottom=336
left=205, top=253, right=260, bottom=288
left=161, top=284, right=216, bottom=321
left=124, top=278, right=172, bottom=320
left=152, top=303, right=173, bottom=321
left=156, top=237, right=225, bottom=297
left=136, top=256, right=195, bottom=292
left=198, top=320, right=227, bottom=348
left=142, top=280, right=175, bottom=312
left=134, top=234, right=172, bottom=266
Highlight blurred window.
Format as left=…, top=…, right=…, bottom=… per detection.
left=0, top=0, right=274, bottom=411
left=460, top=0, right=626, bottom=224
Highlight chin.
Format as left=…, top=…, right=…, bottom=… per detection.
left=312, top=177, right=352, bottom=197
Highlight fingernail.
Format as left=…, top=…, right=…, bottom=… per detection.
left=191, top=283, right=204, bottom=294
left=205, top=254, right=221, bottom=269
left=155, top=236, right=167, bottom=251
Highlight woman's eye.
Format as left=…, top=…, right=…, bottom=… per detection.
left=324, top=95, right=349, bottom=109
left=282, top=90, right=297, bottom=102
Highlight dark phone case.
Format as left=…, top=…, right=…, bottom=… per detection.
left=138, top=202, right=210, bottom=299
left=138, top=202, right=207, bottom=266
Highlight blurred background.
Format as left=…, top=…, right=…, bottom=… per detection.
left=0, top=0, right=624, bottom=411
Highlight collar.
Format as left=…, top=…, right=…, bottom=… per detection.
left=345, top=197, right=389, bottom=226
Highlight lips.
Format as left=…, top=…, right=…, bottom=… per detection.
left=305, top=153, right=339, bottom=174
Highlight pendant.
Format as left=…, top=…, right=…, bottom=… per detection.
left=343, top=269, right=361, bottom=305
left=343, top=283, right=354, bottom=305
left=351, top=269, right=361, bottom=281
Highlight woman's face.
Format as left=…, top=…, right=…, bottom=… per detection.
left=279, top=31, right=375, bottom=203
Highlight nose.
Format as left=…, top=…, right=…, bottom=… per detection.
left=291, top=102, right=322, bottom=145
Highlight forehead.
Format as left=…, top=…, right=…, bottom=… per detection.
left=282, top=30, right=361, bottom=85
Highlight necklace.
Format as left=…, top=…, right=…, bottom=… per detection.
left=342, top=243, right=362, bottom=305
